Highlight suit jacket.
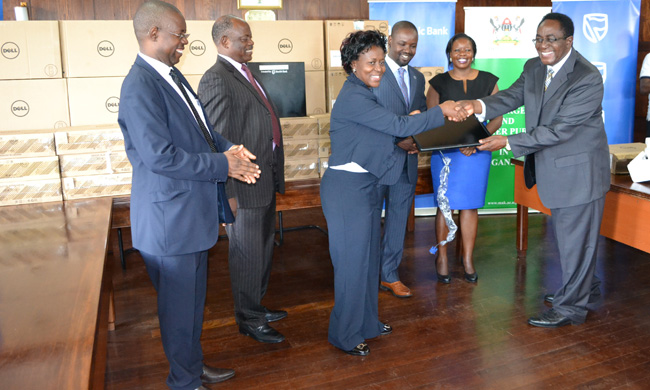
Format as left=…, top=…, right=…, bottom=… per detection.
left=198, top=57, right=285, bottom=209
left=482, top=50, right=610, bottom=209
left=118, top=55, right=234, bottom=256
left=372, top=65, right=427, bottom=185
left=329, top=73, right=445, bottom=180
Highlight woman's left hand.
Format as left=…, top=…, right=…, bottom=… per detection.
left=459, top=146, right=476, bottom=156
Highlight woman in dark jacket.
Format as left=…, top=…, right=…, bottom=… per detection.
left=320, top=29, right=470, bottom=356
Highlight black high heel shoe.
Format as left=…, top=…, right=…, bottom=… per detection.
left=464, top=272, right=478, bottom=283
left=437, top=273, right=451, bottom=284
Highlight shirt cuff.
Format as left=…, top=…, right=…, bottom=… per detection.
left=475, top=99, right=487, bottom=122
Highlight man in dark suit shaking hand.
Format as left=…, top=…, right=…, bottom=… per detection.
left=466, top=13, right=610, bottom=328
left=118, top=1, right=261, bottom=389
left=199, top=15, right=286, bottom=344
left=372, top=21, right=426, bottom=299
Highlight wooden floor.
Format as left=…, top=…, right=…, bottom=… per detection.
left=105, top=208, right=650, bottom=389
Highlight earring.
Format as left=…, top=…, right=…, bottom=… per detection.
left=353, top=68, right=356, bottom=73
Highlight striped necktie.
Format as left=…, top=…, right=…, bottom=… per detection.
left=544, top=68, right=554, bottom=91
left=398, top=67, right=410, bottom=109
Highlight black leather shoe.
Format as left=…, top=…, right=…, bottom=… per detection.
left=544, top=294, right=554, bottom=303
left=464, top=272, right=478, bottom=283
left=264, top=308, right=288, bottom=323
left=380, top=323, right=392, bottom=335
left=200, top=365, right=235, bottom=384
left=527, top=309, right=573, bottom=328
left=239, top=323, right=285, bottom=343
left=343, top=342, right=370, bottom=356
left=437, top=274, right=451, bottom=284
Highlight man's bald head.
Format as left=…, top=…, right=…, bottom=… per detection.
left=133, top=0, right=183, bottom=43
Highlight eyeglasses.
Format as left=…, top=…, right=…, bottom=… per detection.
left=164, top=30, right=190, bottom=40
left=532, top=36, right=566, bottom=45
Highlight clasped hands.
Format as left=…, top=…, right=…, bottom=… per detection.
left=224, top=144, right=261, bottom=184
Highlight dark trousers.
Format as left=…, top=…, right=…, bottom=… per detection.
left=550, top=196, right=606, bottom=323
left=140, top=250, right=208, bottom=390
left=225, top=195, right=276, bottom=327
left=377, top=162, right=416, bottom=283
left=321, top=169, right=384, bottom=351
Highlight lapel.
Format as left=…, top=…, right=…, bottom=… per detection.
left=383, top=65, right=409, bottom=111
left=218, top=57, right=268, bottom=108
left=134, top=56, right=205, bottom=140
left=407, top=65, right=418, bottom=108
left=542, top=50, right=576, bottom=106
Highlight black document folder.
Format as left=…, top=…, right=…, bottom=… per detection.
left=412, top=115, right=491, bottom=152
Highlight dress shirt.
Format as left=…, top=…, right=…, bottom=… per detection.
left=385, top=55, right=410, bottom=98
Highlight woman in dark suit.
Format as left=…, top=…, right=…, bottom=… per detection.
left=320, top=30, right=470, bottom=356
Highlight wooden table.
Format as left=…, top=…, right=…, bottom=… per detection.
left=0, top=197, right=114, bottom=390
left=513, top=158, right=650, bottom=255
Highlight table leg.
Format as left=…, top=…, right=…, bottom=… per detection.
left=516, top=204, right=529, bottom=258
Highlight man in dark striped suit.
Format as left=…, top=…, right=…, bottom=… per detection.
left=373, top=21, right=427, bottom=298
left=198, top=15, right=286, bottom=344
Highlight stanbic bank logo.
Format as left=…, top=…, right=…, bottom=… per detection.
left=593, top=62, right=607, bottom=84
left=2, top=42, right=20, bottom=59
left=11, top=100, right=29, bottom=117
left=583, top=14, right=608, bottom=43
left=97, top=40, right=115, bottom=57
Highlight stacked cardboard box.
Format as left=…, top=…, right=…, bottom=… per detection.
left=280, top=117, right=320, bottom=181
left=309, top=114, right=331, bottom=176
left=0, top=130, right=62, bottom=206
left=55, top=124, right=131, bottom=200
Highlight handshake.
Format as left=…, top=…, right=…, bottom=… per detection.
left=439, top=100, right=479, bottom=122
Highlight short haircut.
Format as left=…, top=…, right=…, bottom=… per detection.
left=212, top=14, right=246, bottom=45
left=539, top=12, right=574, bottom=38
left=391, top=21, right=418, bottom=37
left=133, top=0, right=182, bottom=42
left=445, top=33, right=477, bottom=66
left=340, top=30, right=387, bottom=75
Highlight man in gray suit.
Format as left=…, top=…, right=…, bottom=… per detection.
left=198, top=15, right=286, bottom=343
left=469, top=13, right=610, bottom=327
left=373, top=21, right=426, bottom=298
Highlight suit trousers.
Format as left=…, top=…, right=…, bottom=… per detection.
left=550, top=195, right=606, bottom=323
left=225, top=195, right=276, bottom=327
left=377, top=161, right=416, bottom=283
left=321, top=168, right=384, bottom=351
left=140, top=250, right=208, bottom=390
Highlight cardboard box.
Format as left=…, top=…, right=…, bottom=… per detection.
left=283, top=138, right=319, bottom=159
left=174, top=21, right=218, bottom=76
left=325, top=20, right=389, bottom=70
left=67, top=77, right=124, bottom=126
left=0, top=130, right=56, bottom=157
left=284, top=158, right=319, bottom=182
left=61, top=173, right=132, bottom=200
left=306, top=71, right=327, bottom=115
left=280, top=117, right=319, bottom=139
left=59, top=21, right=139, bottom=77
left=59, top=151, right=131, bottom=178
left=415, top=66, right=445, bottom=97
left=0, top=79, right=70, bottom=131
left=609, top=143, right=646, bottom=174
left=54, top=124, right=125, bottom=155
left=0, top=21, right=62, bottom=80
left=249, top=21, right=325, bottom=71
left=317, top=138, right=331, bottom=158
left=0, top=179, right=62, bottom=206
left=326, top=70, right=347, bottom=111
left=319, top=157, right=329, bottom=176
left=310, top=114, right=331, bottom=138
left=0, top=156, right=60, bottom=182
left=417, top=151, right=432, bottom=167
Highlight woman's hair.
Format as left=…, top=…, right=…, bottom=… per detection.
left=340, top=29, right=387, bottom=74
left=445, top=33, right=477, bottom=67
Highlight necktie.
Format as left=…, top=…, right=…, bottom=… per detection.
left=169, top=68, right=216, bottom=152
left=241, top=64, right=281, bottom=147
left=398, top=67, right=410, bottom=109
left=544, top=68, right=554, bottom=91
left=169, top=68, right=234, bottom=223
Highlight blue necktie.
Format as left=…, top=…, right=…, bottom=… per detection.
left=398, top=67, right=410, bottom=109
